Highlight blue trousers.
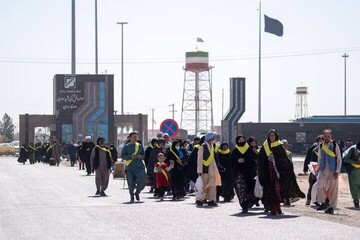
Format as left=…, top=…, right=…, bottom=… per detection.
left=126, top=166, right=145, bottom=197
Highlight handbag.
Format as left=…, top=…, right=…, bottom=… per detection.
left=254, top=176, right=263, bottom=198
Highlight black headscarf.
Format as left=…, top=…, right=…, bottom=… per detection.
left=171, top=140, right=180, bottom=153
left=247, top=136, right=258, bottom=149
left=157, top=138, right=166, bottom=145
left=220, top=142, right=229, bottom=150
left=150, top=138, right=158, bottom=146
left=235, top=135, right=246, bottom=147
left=97, top=137, right=105, bottom=145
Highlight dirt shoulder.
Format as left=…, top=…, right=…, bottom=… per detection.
left=286, top=158, right=359, bottom=228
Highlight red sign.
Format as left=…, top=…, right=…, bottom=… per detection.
left=160, top=119, right=179, bottom=138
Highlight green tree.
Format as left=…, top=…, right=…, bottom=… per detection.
left=0, top=113, right=15, bottom=142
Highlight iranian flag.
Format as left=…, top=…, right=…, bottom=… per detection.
left=185, top=51, right=209, bottom=72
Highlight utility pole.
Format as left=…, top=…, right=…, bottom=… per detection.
left=169, top=103, right=176, bottom=120
left=95, top=0, right=98, bottom=74
left=116, top=22, right=128, bottom=115
left=342, top=53, right=349, bottom=116
left=150, top=108, right=155, bottom=135
left=71, top=0, right=76, bottom=74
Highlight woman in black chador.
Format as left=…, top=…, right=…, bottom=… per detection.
left=257, top=129, right=305, bottom=215
left=166, top=140, right=188, bottom=200
left=217, top=142, right=235, bottom=202
left=231, top=135, right=257, bottom=213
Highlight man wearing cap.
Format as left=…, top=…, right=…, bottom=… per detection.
left=343, top=142, right=360, bottom=208
left=81, top=136, right=96, bottom=175
left=163, top=133, right=172, bottom=150
left=121, top=132, right=146, bottom=202
left=156, top=132, right=163, bottom=139
left=196, top=131, right=221, bottom=206
left=90, top=137, right=113, bottom=196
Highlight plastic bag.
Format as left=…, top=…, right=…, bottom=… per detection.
left=254, top=176, right=263, bottom=198
left=194, top=176, right=203, bottom=200
left=311, top=181, right=318, bottom=203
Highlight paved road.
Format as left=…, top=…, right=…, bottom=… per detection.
left=0, top=157, right=359, bottom=240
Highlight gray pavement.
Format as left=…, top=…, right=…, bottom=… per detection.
left=0, top=157, right=359, bottom=240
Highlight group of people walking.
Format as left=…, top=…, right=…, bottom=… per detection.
left=122, top=129, right=306, bottom=215
left=303, top=129, right=360, bottom=214
left=17, top=128, right=360, bottom=216
left=18, top=140, right=62, bottom=166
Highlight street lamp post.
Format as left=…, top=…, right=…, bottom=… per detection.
left=116, top=21, right=128, bottom=115
left=342, top=53, right=349, bottom=116
left=95, top=0, right=98, bottom=74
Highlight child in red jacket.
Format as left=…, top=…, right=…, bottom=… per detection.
left=154, top=153, right=174, bottom=201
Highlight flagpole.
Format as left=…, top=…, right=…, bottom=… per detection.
left=258, top=1, right=262, bottom=123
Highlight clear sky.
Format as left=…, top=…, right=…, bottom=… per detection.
left=1, top=0, right=359, bottom=131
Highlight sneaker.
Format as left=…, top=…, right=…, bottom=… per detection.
left=195, top=200, right=203, bottom=206
left=95, top=190, right=100, bottom=195
left=135, top=193, right=140, bottom=201
left=130, top=198, right=135, bottom=203
left=324, top=207, right=334, bottom=214
left=314, top=202, right=320, bottom=206
left=100, top=191, right=107, bottom=197
left=305, top=199, right=311, bottom=205
left=159, top=197, right=164, bottom=201
left=317, top=203, right=327, bottom=210
left=241, top=208, right=248, bottom=214
left=354, top=203, right=359, bottom=208
left=277, top=209, right=283, bottom=215
left=208, top=201, right=218, bottom=207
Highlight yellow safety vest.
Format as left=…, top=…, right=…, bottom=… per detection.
left=46, top=144, right=55, bottom=153
left=235, top=143, right=250, bottom=154
left=203, top=145, right=214, bottom=167
left=219, top=148, right=230, bottom=154
left=263, top=140, right=282, bottom=157
left=96, top=145, right=112, bottom=158
left=29, top=145, right=36, bottom=152
left=170, top=148, right=180, bottom=160
left=125, top=142, right=139, bottom=166
left=321, top=144, right=336, bottom=158
left=157, top=162, right=169, bottom=181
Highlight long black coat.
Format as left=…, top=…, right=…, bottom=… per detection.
left=186, top=146, right=199, bottom=182
left=166, top=147, right=188, bottom=196
left=217, top=151, right=235, bottom=199
left=257, top=144, right=305, bottom=209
